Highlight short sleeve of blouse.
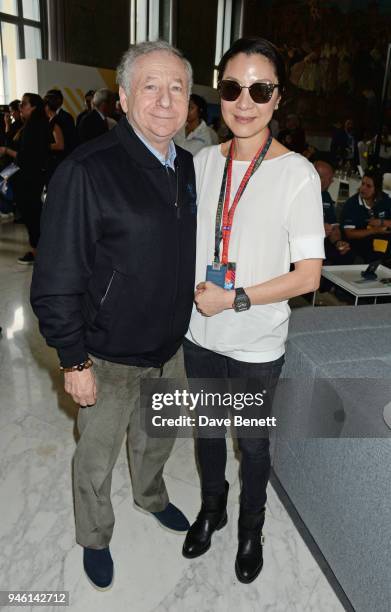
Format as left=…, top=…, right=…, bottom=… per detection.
left=286, top=169, right=325, bottom=263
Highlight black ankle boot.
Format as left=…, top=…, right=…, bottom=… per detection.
left=235, top=507, right=265, bottom=583
left=182, top=481, right=229, bottom=559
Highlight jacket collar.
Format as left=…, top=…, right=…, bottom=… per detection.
left=115, top=116, right=176, bottom=169
left=93, top=108, right=106, bottom=121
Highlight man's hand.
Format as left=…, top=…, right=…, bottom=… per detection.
left=336, top=240, right=350, bottom=255
left=195, top=281, right=234, bottom=317
left=64, top=368, right=97, bottom=407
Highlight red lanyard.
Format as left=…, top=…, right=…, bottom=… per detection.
left=219, top=131, right=272, bottom=265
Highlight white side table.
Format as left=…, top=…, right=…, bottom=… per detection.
left=313, top=264, right=391, bottom=306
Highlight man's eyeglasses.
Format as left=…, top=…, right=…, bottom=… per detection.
left=218, top=80, right=279, bottom=104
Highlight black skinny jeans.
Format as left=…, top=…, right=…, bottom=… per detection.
left=183, top=338, right=284, bottom=513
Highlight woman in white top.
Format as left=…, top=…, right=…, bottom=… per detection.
left=182, top=38, right=325, bottom=583
left=174, top=93, right=218, bottom=155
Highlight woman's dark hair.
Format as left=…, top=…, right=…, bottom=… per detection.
left=23, top=93, right=47, bottom=123
left=217, top=37, right=286, bottom=96
left=9, top=99, right=21, bottom=112
left=190, top=93, right=208, bottom=122
left=363, top=169, right=383, bottom=200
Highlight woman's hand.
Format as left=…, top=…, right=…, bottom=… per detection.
left=195, top=281, right=234, bottom=317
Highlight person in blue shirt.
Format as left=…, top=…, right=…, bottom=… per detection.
left=314, top=160, right=353, bottom=265
left=341, top=169, right=391, bottom=262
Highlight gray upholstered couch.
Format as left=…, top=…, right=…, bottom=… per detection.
left=271, top=304, right=391, bottom=612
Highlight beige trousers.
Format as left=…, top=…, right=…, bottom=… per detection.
left=73, top=347, right=185, bottom=548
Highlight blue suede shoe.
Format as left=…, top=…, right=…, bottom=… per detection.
left=83, top=547, right=114, bottom=590
left=152, top=503, right=190, bottom=533
left=134, top=501, right=190, bottom=533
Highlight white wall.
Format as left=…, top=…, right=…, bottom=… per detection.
left=15, top=58, right=220, bottom=117
left=15, top=59, right=117, bottom=117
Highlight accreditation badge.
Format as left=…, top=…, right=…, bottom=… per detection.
left=206, top=262, right=236, bottom=289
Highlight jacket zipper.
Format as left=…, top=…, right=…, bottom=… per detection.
left=100, top=271, right=116, bottom=306
left=165, top=165, right=180, bottom=345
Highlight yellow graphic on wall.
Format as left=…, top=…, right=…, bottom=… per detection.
left=98, top=69, right=117, bottom=91
left=15, top=59, right=117, bottom=118
left=51, top=85, right=84, bottom=118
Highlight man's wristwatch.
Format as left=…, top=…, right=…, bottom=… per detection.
left=232, top=287, right=251, bottom=312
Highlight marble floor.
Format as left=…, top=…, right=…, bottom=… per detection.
left=0, top=220, right=347, bottom=612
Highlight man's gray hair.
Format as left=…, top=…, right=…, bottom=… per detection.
left=116, top=40, right=193, bottom=96
left=93, top=88, right=114, bottom=108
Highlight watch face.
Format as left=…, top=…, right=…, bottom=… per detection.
left=234, top=295, right=250, bottom=312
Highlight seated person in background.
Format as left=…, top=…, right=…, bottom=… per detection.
left=78, top=88, right=115, bottom=143
left=174, top=93, right=218, bottom=155
left=75, top=90, right=95, bottom=127
left=341, top=170, right=391, bottom=262
left=314, top=160, right=353, bottom=265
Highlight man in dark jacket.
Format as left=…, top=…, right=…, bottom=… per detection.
left=31, top=41, right=196, bottom=589
left=46, top=89, right=78, bottom=154
left=76, top=89, right=95, bottom=127
left=78, top=88, right=115, bottom=143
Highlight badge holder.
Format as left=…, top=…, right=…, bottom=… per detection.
left=206, top=261, right=236, bottom=289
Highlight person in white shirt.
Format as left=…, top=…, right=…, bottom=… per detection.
left=182, top=37, right=325, bottom=584
left=175, top=93, right=218, bottom=155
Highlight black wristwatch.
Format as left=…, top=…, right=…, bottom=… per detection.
left=233, top=287, right=251, bottom=312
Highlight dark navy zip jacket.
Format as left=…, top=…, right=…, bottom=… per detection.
left=30, top=117, right=197, bottom=368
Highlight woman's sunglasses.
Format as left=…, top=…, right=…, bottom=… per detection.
left=219, top=80, right=279, bottom=104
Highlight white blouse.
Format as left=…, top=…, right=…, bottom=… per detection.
left=186, top=145, right=325, bottom=363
